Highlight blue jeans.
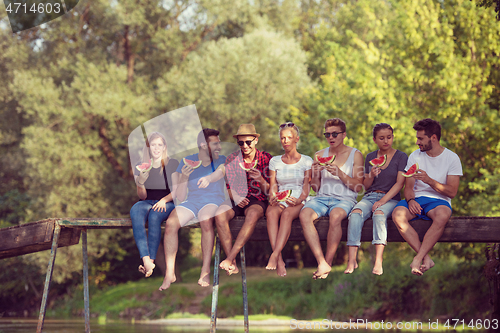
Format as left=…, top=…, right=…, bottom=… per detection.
left=346, top=192, right=398, bottom=246
left=130, top=200, right=175, bottom=260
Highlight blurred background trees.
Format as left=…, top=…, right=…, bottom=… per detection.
left=0, top=0, right=499, bottom=316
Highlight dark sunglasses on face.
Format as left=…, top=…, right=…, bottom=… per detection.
left=237, top=137, right=256, bottom=146
left=279, top=122, right=295, bottom=129
left=323, top=131, right=344, bottom=138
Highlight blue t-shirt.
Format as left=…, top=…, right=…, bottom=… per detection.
left=176, top=153, right=226, bottom=202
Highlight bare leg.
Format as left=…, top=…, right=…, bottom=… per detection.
left=324, top=208, right=346, bottom=266
left=414, top=206, right=450, bottom=273
left=159, top=207, right=193, bottom=291
left=265, top=204, right=284, bottom=271
left=299, top=207, right=331, bottom=279
left=392, top=206, right=424, bottom=275
left=220, top=204, right=264, bottom=274
left=214, top=205, right=238, bottom=275
left=372, top=210, right=386, bottom=275
left=372, top=245, right=385, bottom=275
left=267, top=204, right=303, bottom=277
left=344, top=246, right=358, bottom=274
left=197, top=205, right=219, bottom=287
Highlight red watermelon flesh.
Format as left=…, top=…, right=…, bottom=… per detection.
left=276, top=190, right=292, bottom=202
left=314, top=154, right=336, bottom=166
left=136, top=159, right=153, bottom=172
left=370, top=154, right=387, bottom=167
left=239, top=160, right=258, bottom=171
left=183, top=158, right=202, bottom=169
left=403, top=163, right=419, bottom=177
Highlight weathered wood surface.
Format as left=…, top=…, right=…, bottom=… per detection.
left=230, top=216, right=500, bottom=243
left=0, top=216, right=498, bottom=260
left=0, top=219, right=81, bottom=259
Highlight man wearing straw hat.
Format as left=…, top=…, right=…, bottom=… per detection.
left=215, top=124, right=272, bottom=274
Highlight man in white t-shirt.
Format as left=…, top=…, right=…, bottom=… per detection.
left=392, top=118, right=462, bottom=276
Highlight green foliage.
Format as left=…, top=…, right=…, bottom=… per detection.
left=158, top=28, right=311, bottom=155
left=295, top=0, right=500, bottom=216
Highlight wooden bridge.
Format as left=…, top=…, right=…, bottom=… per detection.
left=1, top=216, right=499, bottom=332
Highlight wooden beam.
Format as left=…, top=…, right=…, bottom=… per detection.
left=228, top=216, right=500, bottom=243
left=0, top=219, right=81, bottom=260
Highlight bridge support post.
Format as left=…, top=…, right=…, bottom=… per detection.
left=82, top=229, right=90, bottom=333
left=36, top=222, right=61, bottom=333
left=240, top=245, right=249, bottom=333
left=210, top=236, right=220, bottom=333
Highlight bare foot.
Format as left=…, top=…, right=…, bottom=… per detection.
left=313, top=262, right=331, bottom=280
left=266, top=253, right=279, bottom=270
left=198, top=271, right=210, bottom=287
left=226, top=260, right=239, bottom=276
left=344, top=261, right=358, bottom=274
left=421, top=257, right=435, bottom=273
left=372, top=261, right=383, bottom=275
left=138, top=261, right=155, bottom=278
left=220, top=258, right=238, bottom=274
left=277, top=259, right=287, bottom=277
left=410, top=258, right=423, bottom=276
left=159, top=274, right=176, bottom=291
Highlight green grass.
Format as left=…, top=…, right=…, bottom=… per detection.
left=48, top=250, right=490, bottom=323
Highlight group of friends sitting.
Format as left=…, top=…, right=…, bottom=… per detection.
left=130, top=117, right=463, bottom=291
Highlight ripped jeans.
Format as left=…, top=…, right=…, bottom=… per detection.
left=346, top=192, right=398, bottom=246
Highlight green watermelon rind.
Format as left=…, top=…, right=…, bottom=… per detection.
left=276, top=190, right=292, bottom=202
left=403, top=163, right=419, bottom=177
left=314, top=154, right=336, bottom=166
left=136, top=159, right=153, bottom=173
left=183, top=158, right=202, bottom=169
left=369, top=154, right=387, bottom=167
left=239, top=160, right=258, bottom=171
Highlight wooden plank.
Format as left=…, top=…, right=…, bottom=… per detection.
left=229, top=216, right=500, bottom=243
left=0, top=220, right=82, bottom=259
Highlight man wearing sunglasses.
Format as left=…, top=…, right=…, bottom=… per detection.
left=299, top=118, right=365, bottom=280
left=215, top=124, right=272, bottom=275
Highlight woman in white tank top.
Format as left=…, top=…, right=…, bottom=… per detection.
left=266, top=123, right=312, bottom=277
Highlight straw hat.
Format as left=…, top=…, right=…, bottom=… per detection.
left=233, top=124, right=260, bottom=138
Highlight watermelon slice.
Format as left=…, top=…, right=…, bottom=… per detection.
left=314, top=154, right=336, bottom=166
left=239, top=160, right=258, bottom=171
left=183, top=158, right=202, bottom=169
left=136, top=159, right=153, bottom=173
left=370, top=154, right=387, bottom=168
left=403, top=163, right=419, bottom=177
left=276, top=190, right=292, bottom=202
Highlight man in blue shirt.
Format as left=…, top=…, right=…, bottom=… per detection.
left=159, top=128, right=226, bottom=290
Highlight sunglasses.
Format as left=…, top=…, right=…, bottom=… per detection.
left=279, top=122, right=295, bottom=129
left=323, top=131, right=345, bottom=138
left=237, top=137, right=257, bottom=146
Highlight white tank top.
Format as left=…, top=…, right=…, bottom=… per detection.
left=316, top=147, right=358, bottom=204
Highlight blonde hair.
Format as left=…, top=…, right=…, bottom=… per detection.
left=142, top=132, right=168, bottom=174
left=279, top=122, right=300, bottom=137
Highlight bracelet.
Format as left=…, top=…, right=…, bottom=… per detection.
left=138, top=181, right=145, bottom=186
left=406, top=198, right=415, bottom=204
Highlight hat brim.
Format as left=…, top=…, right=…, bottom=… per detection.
left=233, top=133, right=260, bottom=138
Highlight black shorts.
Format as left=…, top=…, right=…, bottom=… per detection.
left=229, top=197, right=268, bottom=217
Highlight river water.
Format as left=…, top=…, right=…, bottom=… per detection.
left=0, top=318, right=487, bottom=332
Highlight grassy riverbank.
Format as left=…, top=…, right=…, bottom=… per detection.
left=47, top=248, right=490, bottom=323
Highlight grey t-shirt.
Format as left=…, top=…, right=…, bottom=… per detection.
left=364, top=150, right=408, bottom=201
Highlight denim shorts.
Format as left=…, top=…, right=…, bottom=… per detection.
left=395, top=196, right=452, bottom=220
left=178, top=197, right=225, bottom=217
left=302, top=196, right=356, bottom=217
